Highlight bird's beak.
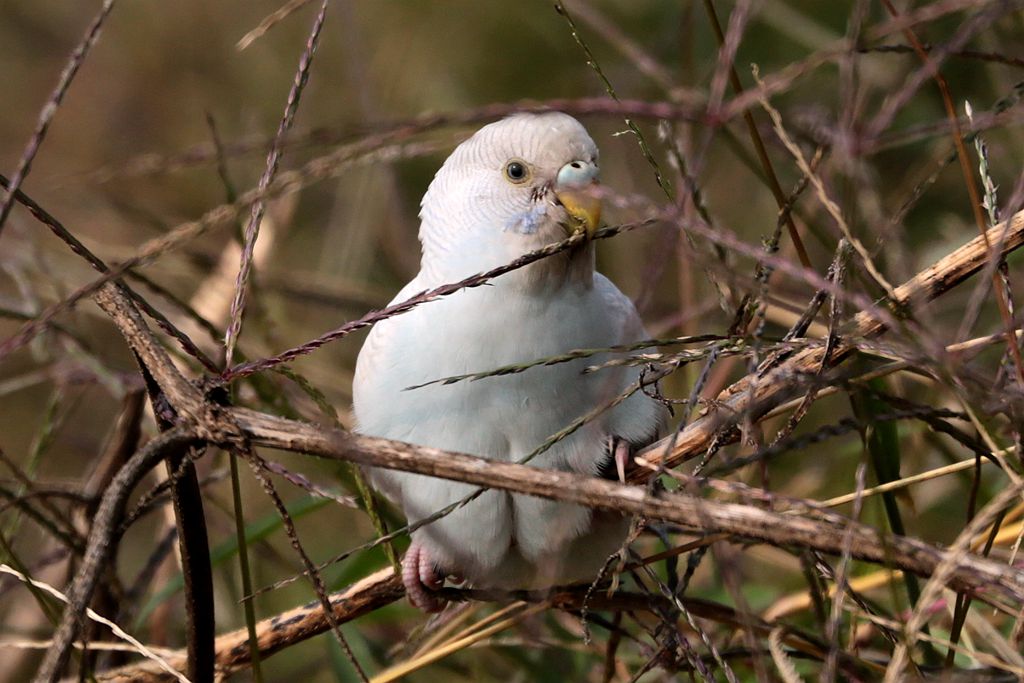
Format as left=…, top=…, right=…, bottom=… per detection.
left=555, top=160, right=601, bottom=239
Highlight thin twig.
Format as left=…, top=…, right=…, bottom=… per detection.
left=224, top=0, right=330, bottom=366
left=0, top=0, right=117, bottom=238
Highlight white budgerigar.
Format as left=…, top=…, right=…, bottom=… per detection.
left=353, top=112, right=667, bottom=611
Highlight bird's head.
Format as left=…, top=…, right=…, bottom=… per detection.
left=418, top=112, right=603, bottom=282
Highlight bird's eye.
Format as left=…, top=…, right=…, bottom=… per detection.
left=504, top=159, right=530, bottom=184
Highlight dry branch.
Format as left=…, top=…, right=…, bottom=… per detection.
left=87, top=568, right=402, bottom=682
left=635, top=207, right=1024, bottom=472
left=229, top=407, right=1024, bottom=604
left=92, top=569, right=838, bottom=681
left=34, top=284, right=236, bottom=683
left=32, top=428, right=201, bottom=683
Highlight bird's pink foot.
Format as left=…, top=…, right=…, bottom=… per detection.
left=402, top=541, right=447, bottom=613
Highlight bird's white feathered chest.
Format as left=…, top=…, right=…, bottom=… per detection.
left=355, top=275, right=638, bottom=466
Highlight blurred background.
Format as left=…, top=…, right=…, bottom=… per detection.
left=2, top=1, right=1024, bottom=680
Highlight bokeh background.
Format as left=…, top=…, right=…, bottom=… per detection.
left=2, top=1, right=1024, bottom=680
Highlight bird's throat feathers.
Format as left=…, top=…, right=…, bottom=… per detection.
left=517, top=240, right=595, bottom=293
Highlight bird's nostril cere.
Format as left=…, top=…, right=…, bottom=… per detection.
left=571, top=161, right=582, bottom=169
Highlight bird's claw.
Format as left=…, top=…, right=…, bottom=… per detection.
left=402, top=541, right=447, bottom=613
left=611, top=436, right=632, bottom=483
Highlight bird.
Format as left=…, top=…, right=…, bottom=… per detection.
left=352, top=112, right=668, bottom=612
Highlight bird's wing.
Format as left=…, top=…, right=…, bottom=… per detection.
left=593, top=272, right=649, bottom=345
left=507, top=273, right=668, bottom=565
left=589, top=272, right=669, bottom=451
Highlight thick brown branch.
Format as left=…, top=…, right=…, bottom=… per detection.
left=92, top=286, right=204, bottom=415
left=90, top=568, right=403, bottom=681
left=228, top=407, right=1024, bottom=604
